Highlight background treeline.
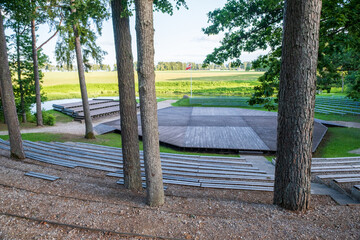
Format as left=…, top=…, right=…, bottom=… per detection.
left=42, top=61, right=259, bottom=72
left=155, top=61, right=256, bottom=71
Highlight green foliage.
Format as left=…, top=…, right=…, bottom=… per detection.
left=347, top=72, right=360, bottom=100
left=4, top=0, right=47, bottom=118
left=204, top=0, right=360, bottom=108
left=153, top=0, right=188, bottom=15
left=317, top=0, right=360, bottom=96
left=248, top=51, right=281, bottom=110
left=35, top=111, right=56, bottom=126
left=203, top=0, right=283, bottom=66
left=46, top=110, right=73, bottom=123
left=55, top=0, right=109, bottom=70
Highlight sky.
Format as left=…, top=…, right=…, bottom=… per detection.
left=36, top=0, right=268, bottom=67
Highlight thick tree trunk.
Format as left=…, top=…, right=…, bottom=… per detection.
left=135, top=0, right=164, bottom=206
left=31, top=17, right=43, bottom=126
left=16, top=27, right=26, bottom=123
left=111, top=0, right=142, bottom=191
left=0, top=10, right=25, bottom=159
left=71, top=5, right=95, bottom=139
left=273, top=0, right=322, bottom=211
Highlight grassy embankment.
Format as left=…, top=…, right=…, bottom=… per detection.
left=266, top=127, right=360, bottom=160
left=42, top=71, right=263, bottom=100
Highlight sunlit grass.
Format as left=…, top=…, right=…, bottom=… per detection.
left=42, top=71, right=265, bottom=100
left=313, top=127, right=360, bottom=158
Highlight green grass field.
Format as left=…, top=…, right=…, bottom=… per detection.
left=42, top=70, right=263, bottom=100
left=313, top=127, right=360, bottom=158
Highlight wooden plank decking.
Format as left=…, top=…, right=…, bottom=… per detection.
left=99, top=107, right=328, bottom=153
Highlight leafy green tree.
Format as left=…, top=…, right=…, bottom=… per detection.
left=0, top=5, right=25, bottom=159
left=5, top=0, right=32, bottom=122
left=317, top=0, right=360, bottom=98
left=55, top=0, right=109, bottom=139
left=8, top=30, right=48, bottom=122
left=203, top=0, right=360, bottom=106
left=30, top=0, right=49, bottom=127
left=5, top=0, right=48, bottom=123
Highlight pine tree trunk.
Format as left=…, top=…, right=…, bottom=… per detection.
left=16, top=27, right=26, bottom=123
left=0, top=10, right=25, bottom=159
left=31, top=17, right=43, bottom=126
left=71, top=5, right=95, bottom=139
left=111, top=0, right=142, bottom=191
left=273, top=0, right=322, bottom=211
left=135, top=0, right=164, bottom=206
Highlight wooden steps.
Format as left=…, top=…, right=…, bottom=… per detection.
left=25, top=172, right=60, bottom=181
left=0, top=139, right=273, bottom=191
left=52, top=99, right=136, bottom=121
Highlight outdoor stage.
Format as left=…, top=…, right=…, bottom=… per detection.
left=95, top=107, right=329, bottom=153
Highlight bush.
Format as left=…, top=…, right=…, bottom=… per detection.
left=34, top=111, right=56, bottom=126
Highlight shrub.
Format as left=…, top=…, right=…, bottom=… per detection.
left=34, top=111, right=56, bottom=126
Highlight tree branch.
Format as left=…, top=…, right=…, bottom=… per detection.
left=37, top=14, right=63, bottom=51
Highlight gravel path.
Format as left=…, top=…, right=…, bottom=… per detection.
left=0, top=153, right=359, bottom=239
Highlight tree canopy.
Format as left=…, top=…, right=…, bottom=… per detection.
left=203, top=0, right=360, bottom=105
left=55, top=0, right=109, bottom=70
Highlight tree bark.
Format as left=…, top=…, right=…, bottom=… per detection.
left=135, top=0, right=164, bottom=206
left=71, top=3, right=95, bottom=139
left=31, top=16, right=43, bottom=126
left=273, top=0, right=322, bottom=211
left=16, top=26, right=26, bottom=123
left=0, top=10, right=25, bottom=159
left=111, top=0, right=142, bottom=191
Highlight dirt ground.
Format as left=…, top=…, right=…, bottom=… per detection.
left=0, top=153, right=359, bottom=240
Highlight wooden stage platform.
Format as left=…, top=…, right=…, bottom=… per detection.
left=96, top=107, right=328, bottom=153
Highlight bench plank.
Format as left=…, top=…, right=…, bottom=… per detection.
left=25, top=172, right=60, bottom=181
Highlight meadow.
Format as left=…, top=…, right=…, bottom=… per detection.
left=42, top=70, right=263, bottom=100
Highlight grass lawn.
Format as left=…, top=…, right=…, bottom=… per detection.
left=46, top=110, right=74, bottom=123
left=172, top=98, right=275, bottom=111
left=42, top=71, right=264, bottom=100
left=313, top=113, right=360, bottom=123
left=313, top=127, right=360, bottom=158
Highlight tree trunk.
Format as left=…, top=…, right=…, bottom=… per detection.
left=71, top=4, right=95, bottom=139
left=31, top=16, right=43, bottom=126
left=273, top=0, right=322, bottom=211
left=135, top=0, right=164, bottom=206
left=111, top=0, right=142, bottom=191
left=0, top=10, right=25, bottom=159
left=16, top=26, right=26, bottom=123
